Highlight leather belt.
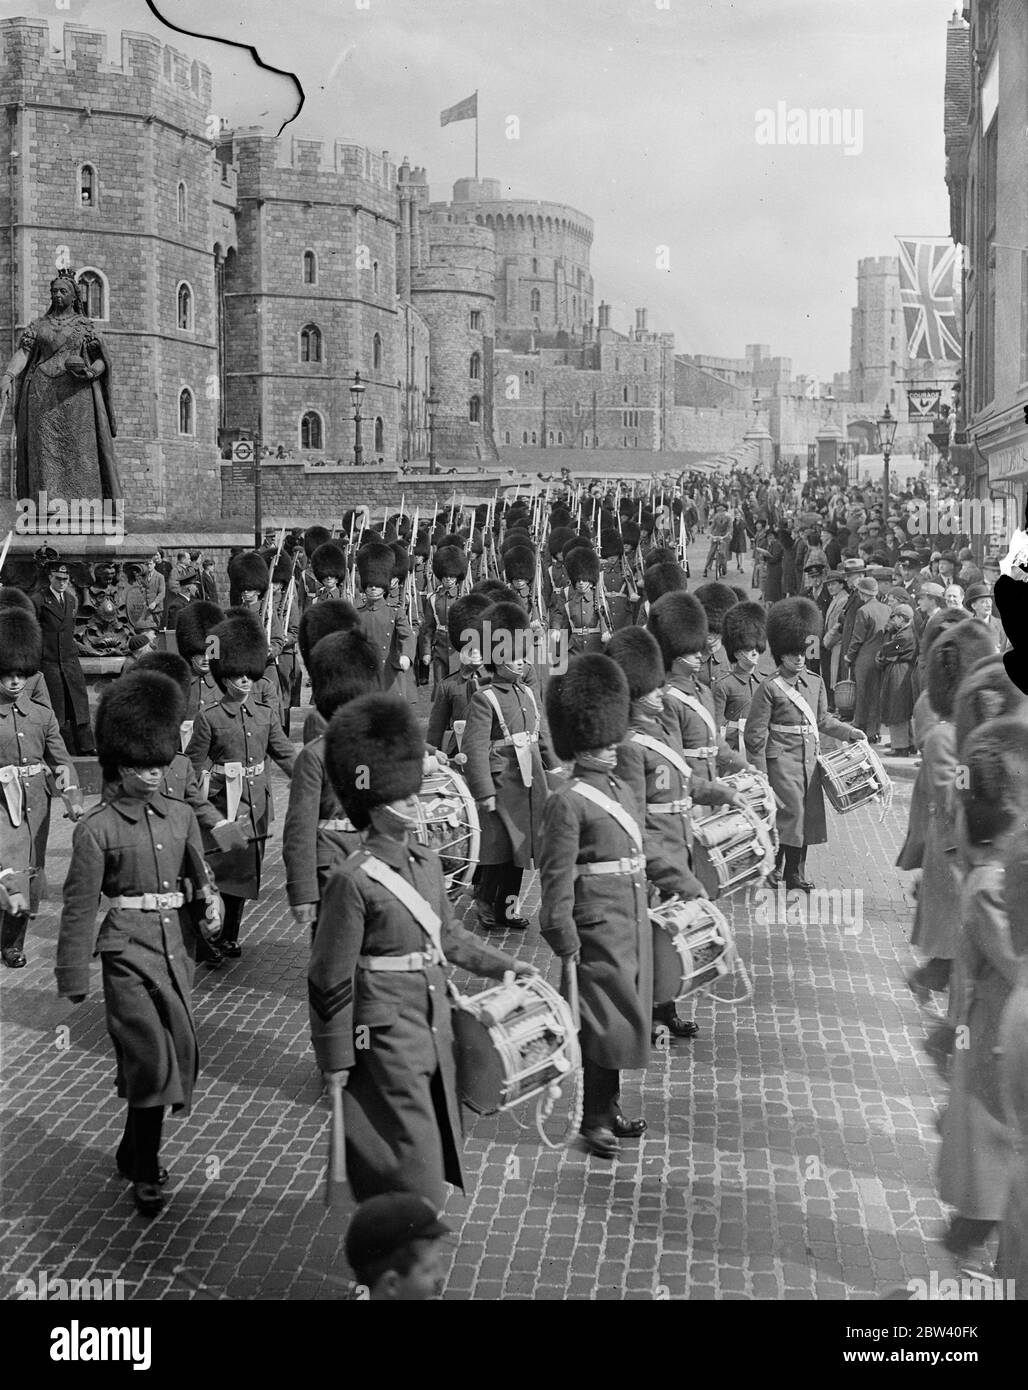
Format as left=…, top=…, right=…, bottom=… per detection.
left=769, top=723, right=814, bottom=735
left=572, top=626, right=601, bottom=636
left=682, top=746, right=718, bottom=758
left=212, top=760, right=265, bottom=777
left=110, top=892, right=185, bottom=910
left=209, top=760, right=266, bottom=822
left=576, top=855, right=646, bottom=877
left=358, top=950, right=441, bottom=971
left=647, top=799, right=691, bottom=814
left=318, top=817, right=356, bottom=832
left=491, top=732, right=539, bottom=751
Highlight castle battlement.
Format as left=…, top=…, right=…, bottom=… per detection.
left=227, top=130, right=397, bottom=189
left=857, top=255, right=899, bottom=276
left=0, top=18, right=212, bottom=106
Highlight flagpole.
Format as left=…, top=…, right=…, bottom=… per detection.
left=475, top=91, right=479, bottom=180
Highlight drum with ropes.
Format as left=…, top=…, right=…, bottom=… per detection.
left=410, top=764, right=480, bottom=896
left=689, top=801, right=775, bottom=899
left=650, top=895, right=752, bottom=1005
left=818, top=743, right=893, bottom=816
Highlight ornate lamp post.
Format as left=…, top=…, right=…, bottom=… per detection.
left=350, top=371, right=366, bottom=467
left=876, top=403, right=898, bottom=519
left=427, top=385, right=440, bottom=475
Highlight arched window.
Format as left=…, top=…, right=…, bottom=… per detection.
left=373, top=333, right=382, bottom=369
left=372, top=260, right=380, bottom=292
left=634, top=385, right=640, bottom=403
left=623, top=386, right=629, bottom=403
left=176, top=282, right=194, bottom=331
left=178, top=388, right=194, bottom=436
left=300, top=323, right=322, bottom=363
left=547, top=430, right=554, bottom=444
left=557, top=431, right=564, bottom=444
left=177, top=181, right=187, bottom=225
left=302, top=250, right=317, bottom=284
left=504, top=430, right=511, bottom=444
left=469, top=396, right=481, bottom=423
left=79, top=163, right=96, bottom=207
left=76, top=268, right=107, bottom=320
left=469, top=352, right=481, bottom=380
left=530, top=431, right=537, bottom=444
left=530, top=289, right=541, bottom=312
left=301, top=411, right=324, bottom=450
left=469, top=310, right=482, bottom=330
left=374, top=416, right=384, bottom=452
left=522, top=431, right=529, bottom=444
left=532, top=258, right=538, bottom=274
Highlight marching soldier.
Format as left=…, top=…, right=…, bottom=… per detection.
left=599, top=530, right=637, bottom=632
left=555, top=546, right=608, bottom=654
left=354, top=542, right=415, bottom=692
left=308, top=692, right=537, bottom=1208
left=56, top=672, right=221, bottom=1216
left=173, top=600, right=225, bottom=728
left=419, top=545, right=467, bottom=690
left=713, top=601, right=768, bottom=756
left=539, top=654, right=652, bottom=1160
left=693, top=582, right=737, bottom=689
left=309, top=541, right=348, bottom=605
left=425, top=593, right=491, bottom=760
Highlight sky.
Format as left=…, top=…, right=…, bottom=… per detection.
left=4, top=0, right=959, bottom=381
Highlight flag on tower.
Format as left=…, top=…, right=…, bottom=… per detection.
left=440, top=92, right=478, bottom=126
left=896, top=237, right=961, bottom=363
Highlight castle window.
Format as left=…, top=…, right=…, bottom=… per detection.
left=469, top=352, right=481, bottom=380
left=300, top=323, right=322, bottom=363
left=634, top=386, right=640, bottom=403
left=176, top=282, right=194, bottom=331
left=644, top=358, right=649, bottom=372
left=557, top=431, right=564, bottom=443
left=373, top=333, right=383, bottom=369
left=302, top=250, right=317, bottom=284
left=623, top=386, right=629, bottom=404
left=531, top=431, right=537, bottom=444
left=301, top=410, right=324, bottom=450
left=530, top=289, right=541, bottom=313
left=374, top=417, right=384, bottom=452
left=178, top=387, right=195, bottom=436
left=177, top=181, right=187, bottom=225
left=76, top=268, right=107, bottom=321
left=574, top=400, right=581, bottom=416
left=469, top=310, right=482, bottom=330
left=522, top=431, right=529, bottom=444
left=547, top=430, right=554, bottom=444
left=79, top=164, right=97, bottom=208
left=372, top=260, right=380, bottom=293
left=469, top=395, right=481, bottom=423
left=532, top=258, right=538, bottom=274
left=504, top=430, right=511, bottom=444
left=533, top=317, right=540, bottom=330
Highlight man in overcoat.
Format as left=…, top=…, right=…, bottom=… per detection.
left=32, top=556, right=95, bottom=754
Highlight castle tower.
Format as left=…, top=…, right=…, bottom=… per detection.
left=225, top=132, right=399, bottom=465
left=0, top=18, right=221, bottom=519
left=849, top=256, right=906, bottom=411
left=411, top=214, right=497, bottom=462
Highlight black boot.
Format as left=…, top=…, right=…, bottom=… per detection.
left=783, top=845, right=812, bottom=892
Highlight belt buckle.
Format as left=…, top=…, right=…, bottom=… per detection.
left=154, top=892, right=174, bottom=909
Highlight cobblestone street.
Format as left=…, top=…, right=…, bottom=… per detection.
left=0, top=737, right=960, bottom=1302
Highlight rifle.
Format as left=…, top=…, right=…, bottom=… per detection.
left=596, top=571, right=614, bottom=640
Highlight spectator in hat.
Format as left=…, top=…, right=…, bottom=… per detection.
left=965, top=582, right=1003, bottom=653
left=32, top=557, right=95, bottom=756
left=345, top=1193, right=451, bottom=1300
left=846, top=576, right=890, bottom=742
left=820, top=571, right=849, bottom=711
left=876, top=603, right=917, bottom=755
left=944, top=583, right=965, bottom=610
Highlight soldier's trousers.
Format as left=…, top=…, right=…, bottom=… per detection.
left=582, top=1059, right=620, bottom=1130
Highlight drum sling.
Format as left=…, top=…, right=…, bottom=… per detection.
left=358, top=853, right=447, bottom=964
left=483, top=686, right=539, bottom=788
left=630, top=731, right=693, bottom=814
left=665, top=686, right=719, bottom=759
left=771, top=678, right=821, bottom=751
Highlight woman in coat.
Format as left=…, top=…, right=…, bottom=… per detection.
left=745, top=597, right=864, bottom=892
left=186, top=612, right=295, bottom=956
left=875, top=604, right=917, bottom=755
left=539, top=655, right=652, bottom=1160
left=461, top=601, right=561, bottom=932
left=308, top=695, right=535, bottom=1208
left=729, top=507, right=747, bottom=572
left=938, top=720, right=1028, bottom=1260
left=820, top=571, right=849, bottom=710
left=759, top=530, right=783, bottom=604
left=56, top=673, right=221, bottom=1216
left=846, top=578, right=890, bottom=740
left=779, top=527, right=798, bottom=598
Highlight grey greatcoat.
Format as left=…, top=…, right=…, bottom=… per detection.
left=910, top=721, right=961, bottom=960
left=539, top=743, right=654, bottom=1071
left=308, top=832, right=520, bottom=1207
left=32, top=585, right=91, bottom=731
left=847, top=597, right=890, bottom=732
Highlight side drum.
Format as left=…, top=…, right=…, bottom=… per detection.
left=411, top=765, right=480, bottom=893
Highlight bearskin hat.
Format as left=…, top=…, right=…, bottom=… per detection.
left=693, top=582, right=739, bottom=636
left=325, top=694, right=424, bottom=830
left=0, top=585, right=34, bottom=614
left=546, top=654, right=630, bottom=760
left=644, top=546, right=678, bottom=569
left=312, top=542, right=347, bottom=583
left=356, top=542, right=395, bottom=592
left=132, top=649, right=191, bottom=700
left=0, top=607, right=42, bottom=676
left=390, top=542, right=410, bottom=582
left=606, top=626, right=664, bottom=700
left=731, top=586, right=749, bottom=605
left=766, top=597, right=822, bottom=662
left=413, top=527, right=431, bottom=560
left=620, top=520, right=641, bottom=550
left=482, top=599, right=531, bottom=671
left=173, top=600, right=224, bottom=660
left=303, top=525, right=332, bottom=559
left=298, top=597, right=359, bottom=669
left=921, top=606, right=972, bottom=659
left=95, top=672, right=183, bottom=779
left=500, top=528, right=533, bottom=555
left=271, top=551, right=294, bottom=588
left=958, top=718, right=1028, bottom=846
left=722, top=601, right=768, bottom=661
left=926, top=620, right=999, bottom=719
left=548, top=526, right=575, bottom=560
left=566, top=546, right=600, bottom=586
left=640, top=510, right=655, bottom=533
left=600, top=529, right=623, bottom=561
left=310, top=630, right=382, bottom=720
left=433, top=545, right=468, bottom=582
left=503, top=545, right=537, bottom=584
left=437, top=532, right=466, bottom=552
left=549, top=506, right=573, bottom=530
left=227, top=550, right=269, bottom=604
left=448, top=591, right=492, bottom=655
left=643, top=562, right=686, bottom=605
left=472, top=578, right=517, bottom=603
left=648, top=592, right=707, bottom=664
left=208, top=613, right=269, bottom=689
left=954, top=660, right=1028, bottom=758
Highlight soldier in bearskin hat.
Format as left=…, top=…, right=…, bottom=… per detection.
left=693, top=581, right=737, bottom=690
left=461, top=601, right=561, bottom=931
left=268, top=549, right=302, bottom=734
left=641, top=561, right=686, bottom=622
left=503, top=545, right=544, bottom=627
left=296, top=598, right=361, bottom=743
left=283, top=629, right=382, bottom=941
left=648, top=591, right=749, bottom=784
left=185, top=613, right=295, bottom=957
left=607, top=627, right=746, bottom=1043
left=541, top=525, right=575, bottom=619
left=555, top=545, right=607, bottom=654
left=745, top=597, right=864, bottom=892
left=174, top=599, right=226, bottom=727
left=714, top=601, right=768, bottom=756
left=426, top=592, right=491, bottom=759
left=539, top=654, right=652, bottom=1159
left=228, top=550, right=295, bottom=727
left=599, top=529, right=637, bottom=632
left=57, top=671, right=222, bottom=1216
left=309, top=693, right=537, bottom=1207
left=419, top=545, right=468, bottom=691
left=310, top=542, right=348, bottom=605
left=0, top=605, right=84, bottom=969
left=354, top=542, right=415, bottom=691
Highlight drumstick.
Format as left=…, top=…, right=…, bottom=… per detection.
left=561, top=957, right=580, bottom=1029
left=324, top=1072, right=347, bottom=1210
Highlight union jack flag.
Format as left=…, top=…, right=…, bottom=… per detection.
left=896, top=238, right=961, bottom=362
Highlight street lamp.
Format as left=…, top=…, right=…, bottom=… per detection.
left=426, top=385, right=440, bottom=476
left=876, top=403, right=898, bottom=517
left=350, top=370, right=366, bottom=467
